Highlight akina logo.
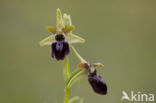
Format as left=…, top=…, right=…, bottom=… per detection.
left=121, top=91, right=154, bottom=102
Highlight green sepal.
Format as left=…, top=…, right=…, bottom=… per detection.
left=57, top=8, right=64, bottom=32
left=39, top=33, right=85, bottom=46
left=90, top=62, right=104, bottom=73
left=66, top=34, right=85, bottom=44
left=39, top=35, right=55, bottom=46
left=92, top=62, right=104, bottom=68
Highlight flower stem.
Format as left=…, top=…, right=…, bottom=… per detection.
left=63, top=88, right=70, bottom=103
left=70, top=45, right=86, bottom=63
left=63, top=56, right=70, bottom=82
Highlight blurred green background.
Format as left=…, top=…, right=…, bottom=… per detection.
left=0, top=0, right=156, bottom=103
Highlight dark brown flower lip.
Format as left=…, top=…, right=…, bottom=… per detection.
left=88, top=74, right=107, bottom=95
left=51, top=41, right=70, bottom=60
left=78, top=64, right=108, bottom=95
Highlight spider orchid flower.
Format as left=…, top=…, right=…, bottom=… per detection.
left=78, top=62, right=107, bottom=95
left=39, top=9, right=85, bottom=60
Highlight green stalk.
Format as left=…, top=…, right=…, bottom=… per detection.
left=63, top=56, right=70, bottom=82
left=61, top=9, right=86, bottom=103
left=63, top=56, right=70, bottom=103
left=64, top=88, right=70, bottom=103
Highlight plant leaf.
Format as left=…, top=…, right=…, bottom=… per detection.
left=63, top=56, right=71, bottom=82
left=39, top=35, right=55, bottom=46
left=66, top=34, right=85, bottom=44
left=79, top=98, right=84, bottom=103
left=66, top=68, right=88, bottom=89
left=69, top=96, right=80, bottom=103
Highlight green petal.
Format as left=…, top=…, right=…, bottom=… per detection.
left=92, top=62, right=104, bottom=68
left=46, top=26, right=56, bottom=34
left=63, top=13, right=72, bottom=27
left=66, top=34, right=85, bottom=44
left=39, top=35, right=55, bottom=46
left=90, top=63, right=104, bottom=73
left=64, top=25, right=75, bottom=34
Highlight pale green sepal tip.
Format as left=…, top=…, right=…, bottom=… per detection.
left=57, top=8, right=64, bottom=29
left=57, top=8, right=61, bottom=18
left=39, top=35, right=55, bottom=46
